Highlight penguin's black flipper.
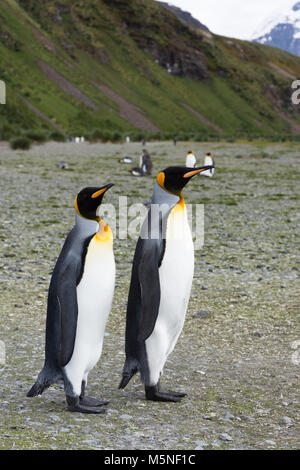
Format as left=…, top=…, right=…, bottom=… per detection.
left=56, top=263, right=79, bottom=367
left=51, top=232, right=93, bottom=368
left=137, top=241, right=161, bottom=342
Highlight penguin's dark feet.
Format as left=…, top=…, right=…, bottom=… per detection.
left=145, top=385, right=184, bottom=402
left=159, top=380, right=186, bottom=399
left=79, top=381, right=109, bottom=407
left=166, top=390, right=187, bottom=398
left=79, top=396, right=109, bottom=407
left=66, top=395, right=106, bottom=414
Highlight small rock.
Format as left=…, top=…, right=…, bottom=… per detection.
left=264, top=440, right=276, bottom=446
left=279, top=416, right=292, bottom=426
left=211, top=440, right=221, bottom=447
left=219, top=433, right=233, bottom=441
left=253, top=331, right=262, bottom=337
left=59, top=427, right=70, bottom=433
left=195, top=440, right=209, bottom=450
left=194, top=311, right=211, bottom=319
left=223, top=412, right=235, bottom=421
left=240, top=415, right=255, bottom=423
left=202, top=412, right=216, bottom=420
left=238, top=291, right=247, bottom=297
left=119, top=414, right=133, bottom=420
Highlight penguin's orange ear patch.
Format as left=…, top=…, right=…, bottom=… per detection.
left=91, top=188, right=107, bottom=199
left=74, top=196, right=81, bottom=216
left=157, top=172, right=165, bottom=189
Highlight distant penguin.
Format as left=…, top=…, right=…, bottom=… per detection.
left=140, top=149, right=152, bottom=176
left=130, top=167, right=143, bottom=176
left=27, top=184, right=115, bottom=414
left=120, top=156, right=134, bottom=164
left=130, top=150, right=152, bottom=176
left=119, top=163, right=214, bottom=402
left=201, top=153, right=215, bottom=177
left=57, top=161, right=69, bottom=170
left=185, top=151, right=197, bottom=168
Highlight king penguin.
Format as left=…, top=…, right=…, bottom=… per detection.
left=27, top=184, right=115, bottom=414
left=185, top=151, right=197, bottom=168
left=119, top=164, right=214, bottom=402
left=201, top=152, right=215, bottom=177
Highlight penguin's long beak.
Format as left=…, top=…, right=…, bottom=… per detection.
left=91, top=183, right=114, bottom=199
left=184, top=166, right=214, bottom=178
left=103, top=182, right=114, bottom=191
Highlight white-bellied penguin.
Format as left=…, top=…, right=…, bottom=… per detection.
left=201, top=152, right=215, bottom=177
left=119, top=163, right=214, bottom=402
left=27, top=184, right=115, bottom=414
left=185, top=151, right=197, bottom=168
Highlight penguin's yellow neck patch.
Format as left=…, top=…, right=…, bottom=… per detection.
left=171, top=194, right=185, bottom=214
left=95, top=219, right=113, bottom=242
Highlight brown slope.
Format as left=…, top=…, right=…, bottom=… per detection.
left=181, top=102, right=223, bottom=133
left=19, top=96, right=64, bottom=132
left=37, top=60, right=98, bottom=110
left=95, top=83, right=160, bottom=132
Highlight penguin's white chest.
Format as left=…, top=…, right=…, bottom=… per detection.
left=158, top=205, right=194, bottom=337
left=65, top=233, right=115, bottom=380
left=145, top=204, right=194, bottom=384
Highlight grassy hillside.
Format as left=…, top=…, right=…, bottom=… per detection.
left=0, top=0, right=300, bottom=140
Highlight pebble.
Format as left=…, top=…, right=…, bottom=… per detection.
left=278, top=416, right=292, bottom=426
left=253, top=331, right=262, bottom=337
left=195, top=440, right=209, bottom=450
left=202, top=412, right=216, bottom=420
left=119, top=414, right=133, bottom=420
left=219, top=433, right=233, bottom=441
left=238, top=291, right=247, bottom=297
left=194, top=311, right=211, bottom=319
left=240, top=415, right=255, bottom=423
left=223, top=412, right=235, bottom=421
left=211, top=440, right=221, bottom=447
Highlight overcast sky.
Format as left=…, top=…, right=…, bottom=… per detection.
left=164, top=0, right=294, bottom=39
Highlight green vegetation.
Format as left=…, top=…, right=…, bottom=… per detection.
left=10, top=135, right=31, bottom=149
left=48, top=131, right=66, bottom=142
left=0, top=0, right=299, bottom=141
left=24, top=130, right=47, bottom=143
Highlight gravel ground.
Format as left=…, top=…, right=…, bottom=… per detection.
left=0, top=140, right=299, bottom=450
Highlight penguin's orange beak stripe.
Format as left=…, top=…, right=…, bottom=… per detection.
left=91, top=187, right=107, bottom=199
left=184, top=168, right=208, bottom=178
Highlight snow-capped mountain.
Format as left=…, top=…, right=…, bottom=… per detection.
left=252, top=1, right=300, bottom=57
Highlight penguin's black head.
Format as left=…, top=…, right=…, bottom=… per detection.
left=75, top=183, right=114, bottom=221
left=157, top=165, right=214, bottom=196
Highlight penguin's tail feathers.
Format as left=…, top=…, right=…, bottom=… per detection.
left=118, top=358, right=138, bottom=389
left=27, top=366, right=61, bottom=397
